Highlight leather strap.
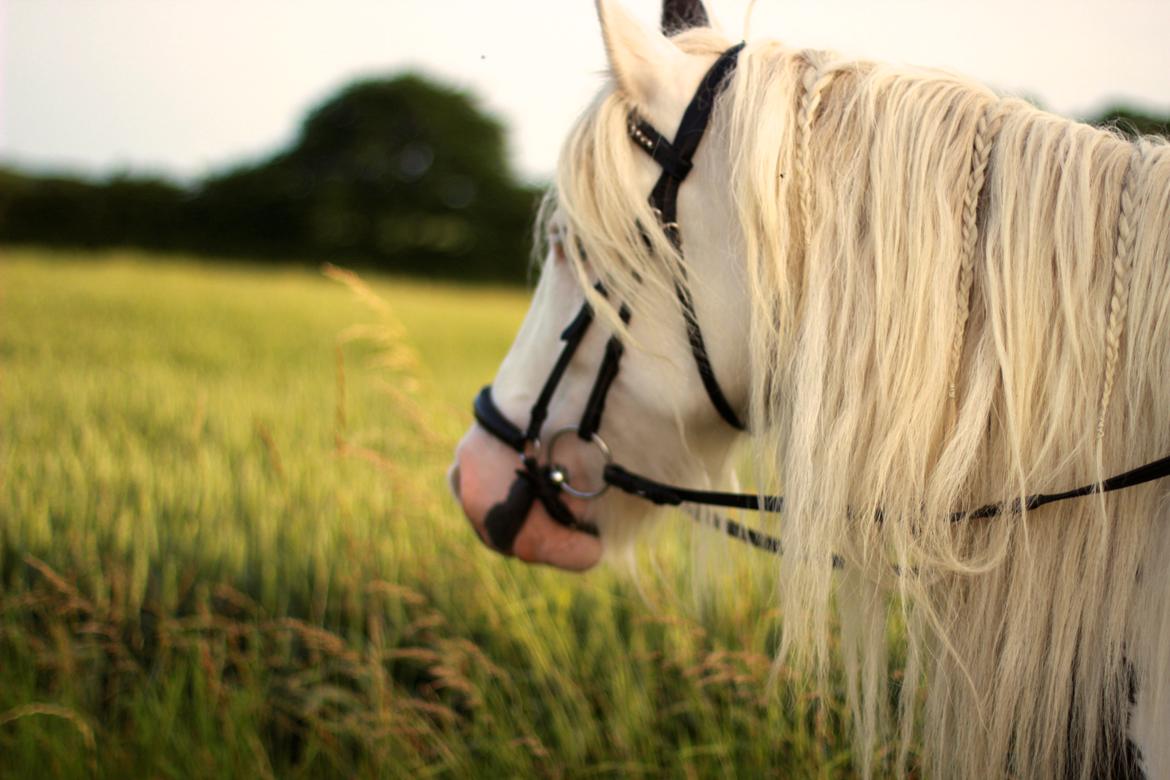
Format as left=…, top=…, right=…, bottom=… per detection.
left=524, top=301, right=594, bottom=443
left=474, top=386, right=525, bottom=453
left=577, top=302, right=630, bottom=440
left=958, top=452, right=1170, bottom=521
left=604, top=462, right=782, bottom=511
left=629, top=43, right=747, bottom=431
left=605, top=449, right=1170, bottom=525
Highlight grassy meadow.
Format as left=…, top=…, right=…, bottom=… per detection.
left=0, top=249, right=869, bottom=777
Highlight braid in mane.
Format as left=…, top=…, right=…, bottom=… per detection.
left=947, top=101, right=1005, bottom=423
left=795, top=50, right=838, bottom=278
left=1098, top=141, right=1148, bottom=439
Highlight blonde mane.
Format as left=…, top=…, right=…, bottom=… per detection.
left=552, top=30, right=1170, bottom=779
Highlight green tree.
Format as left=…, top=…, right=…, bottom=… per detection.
left=0, top=73, right=539, bottom=283
left=194, top=75, right=538, bottom=280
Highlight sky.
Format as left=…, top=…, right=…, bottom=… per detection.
left=2, top=0, right=1168, bottom=185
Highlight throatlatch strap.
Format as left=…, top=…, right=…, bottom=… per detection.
left=628, top=43, right=747, bottom=431
left=673, top=279, right=745, bottom=430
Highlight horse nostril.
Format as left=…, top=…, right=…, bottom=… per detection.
left=448, top=463, right=462, bottom=502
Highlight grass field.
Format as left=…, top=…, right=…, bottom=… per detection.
left=0, top=248, right=868, bottom=777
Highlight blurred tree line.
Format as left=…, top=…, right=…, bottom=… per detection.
left=0, top=74, right=541, bottom=283
left=0, top=84, right=1166, bottom=283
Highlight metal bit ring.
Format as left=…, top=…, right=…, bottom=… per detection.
left=545, top=427, right=612, bottom=499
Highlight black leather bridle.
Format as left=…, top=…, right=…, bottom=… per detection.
left=471, top=42, right=1170, bottom=559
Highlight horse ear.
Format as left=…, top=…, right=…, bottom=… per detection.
left=660, top=0, right=709, bottom=34
left=596, top=0, right=686, bottom=105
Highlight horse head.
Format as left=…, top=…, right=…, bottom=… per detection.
left=450, top=0, right=751, bottom=570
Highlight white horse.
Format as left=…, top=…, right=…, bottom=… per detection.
left=451, top=1, right=1170, bottom=776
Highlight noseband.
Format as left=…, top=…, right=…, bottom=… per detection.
left=472, top=43, right=1170, bottom=559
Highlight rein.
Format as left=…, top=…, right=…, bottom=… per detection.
left=472, top=42, right=1170, bottom=558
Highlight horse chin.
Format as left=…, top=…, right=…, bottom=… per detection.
left=451, top=426, right=604, bottom=572
left=508, top=503, right=604, bottom=572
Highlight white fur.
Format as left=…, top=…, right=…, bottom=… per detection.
left=492, top=3, right=1170, bottom=776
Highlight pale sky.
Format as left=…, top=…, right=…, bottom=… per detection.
left=2, top=0, right=1167, bottom=184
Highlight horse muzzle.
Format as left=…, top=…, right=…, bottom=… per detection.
left=450, top=425, right=604, bottom=571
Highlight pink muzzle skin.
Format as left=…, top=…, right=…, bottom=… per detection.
left=450, top=425, right=603, bottom=572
